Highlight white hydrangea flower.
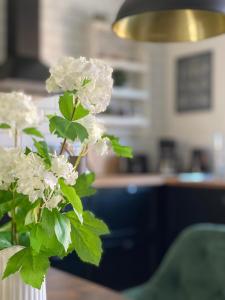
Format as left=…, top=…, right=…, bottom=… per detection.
left=45, top=195, right=63, bottom=210
left=46, top=57, right=88, bottom=93
left=0, top=92, right=43, bottom=130
left=51, top=155, right=78, bottom=185
left=0, top=147, right=22, bottom=189
left=46, top=56, right=113, bottom=114
left=77, top=58, right=113, bottom=114
left=94, top=137, right=111, bottom=156
left=77, top=115, right=105, bottom=145
left=14, top=153, right=47, bottom=202
left=43, top=172, right=58, bottom=190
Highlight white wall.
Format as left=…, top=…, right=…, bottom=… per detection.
left=40, top=0, right=123, bottom=66
left=163, top=35, right=225, bottom=166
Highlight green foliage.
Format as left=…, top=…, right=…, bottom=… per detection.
left=53, top=210, right=71, bottom=251
left=67, top=210, right=109, bottom=266
left=60, top=179, right=83, bottom=223
left=30, top=208, right=65, bottom=257
left=71, top=224, right=102, bottom=266
left=68, top=212, right=102, bottom=266
left=3, top=247, right=50, bottom=289
left=74, top=103, right=89, bottom=120
left=14, top=195, right=34, bottom=232
left=23, top=127, right=44, bottom=138
left=83, top=211, right=110, bottom=236
left=33, top=139, right=51, bottom=166
left=0, top=191, right=13, bottom=219
left=74, top=173, right=96, bottom=197
left=105, top=134, right=133, bottom=158
left=82, top=78, right=91, bottom=87
left=59, top=92, right=75, bottom=121
left=49, top=116, right=88, bottom=142
left=0, top=123, right=10, bottom=129
left=0, top=232, right=12, bottom=250
left=24, top=147, right=32, bottom=155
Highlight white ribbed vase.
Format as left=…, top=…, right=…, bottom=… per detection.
left=0, top=246, right=47, bottom=300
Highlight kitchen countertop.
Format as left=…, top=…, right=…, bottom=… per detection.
left=94, top=174, right=225, bottom=190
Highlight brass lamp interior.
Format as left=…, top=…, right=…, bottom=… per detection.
left=113, top=9, right=225, bottom=42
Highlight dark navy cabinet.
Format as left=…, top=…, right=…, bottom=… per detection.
left=162, top=187, right=225, bottom=251
left=52, top=184, right=225, bottom=291
left=52, top=187, right=160, bottom=290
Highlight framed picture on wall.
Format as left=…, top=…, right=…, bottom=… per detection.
left=176, top=51, right=212, bottom=112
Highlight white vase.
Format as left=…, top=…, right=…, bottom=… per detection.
left=0, top=246, right=47, bottom=300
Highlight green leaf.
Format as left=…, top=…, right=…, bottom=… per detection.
left=30, top=224, right=45, bottom=253
left=19, top=233, right=30, bottom=248
left=71, top=222, right=103, bottom=266
left=0, top=222, right=11, bottom=232
left=73, top=122, right=88, bottom=142
left=3, top=247, right=29, bottom=279
left=24, top=199, right=41, bottom=226
left=0, top=123, right=10, bottom=129
left=24, top=147, right=32, bottom=155
left=82, top=78, right=91, bottom=87
left=83, top=211, right=110, bottom=236
left=14, top=195, right=34, bottom=232
left=54, top=210, right=71, bottom=251
left=105, top=135, right=133, bottom=158
left=0, top=232, right=12, bottom=250
left=0, top=191, right=13, bottom=219
left=74, top=173, right=96, bottom=198
left=33, top=140, right=51, bottom=166
left=59, top=92, right=75, bottom=120
left=49, top=116, right=88, bottom=142
left=20, top=251, right=50, bottom=289
left=74, top=103, right=89, bottom=120
left=34, top=208, right=65, bottom=257
left=60, top=180, right=83, bottom=223
left=3, top=247, right=50, bottom=289
left=49, top=116, right=77, bottom=140
left=23, top=127, right=44, bottom=138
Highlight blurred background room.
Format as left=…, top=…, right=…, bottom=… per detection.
left=2, top=0, right=225, bottom=296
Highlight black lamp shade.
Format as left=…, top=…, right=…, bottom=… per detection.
left=112, top=0, right=225, bottom=42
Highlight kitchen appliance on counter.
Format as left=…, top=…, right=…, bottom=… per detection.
left=119, top=154, right=149, bottom=174
left=189, top=148, right=211, bottom=173
left=157, top=139, right=179, bottom=175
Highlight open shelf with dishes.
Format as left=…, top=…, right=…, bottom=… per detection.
left=88, top=19, right=150, bottom=136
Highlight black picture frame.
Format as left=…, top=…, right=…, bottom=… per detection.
left=176, top=51, right=212, bottom=112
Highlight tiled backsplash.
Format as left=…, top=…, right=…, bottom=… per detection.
left=0, top=0, right=122, bottom=65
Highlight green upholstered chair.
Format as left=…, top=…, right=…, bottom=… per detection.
left=125, top=224, right=225, bottom=300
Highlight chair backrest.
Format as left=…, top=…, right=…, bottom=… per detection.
left=125, top=224, right=225, bottom=300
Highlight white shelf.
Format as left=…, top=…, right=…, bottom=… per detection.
left=91, top=20, right=110, bottom=32
left=105, top=58, right=148, bottom=73
left=99, top=115, right=149, bottom=128
left=112, top=87, right=149, bottom=101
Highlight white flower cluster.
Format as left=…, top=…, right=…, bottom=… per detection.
left=0, top=92, right=43, bottom=130
left=0, top=147, right=23, bottom=189
left=77, top=115, right=111, bottom=156
left=0, top=147, right=78, bottom=209
left=46, top=56, right=113, bottom=114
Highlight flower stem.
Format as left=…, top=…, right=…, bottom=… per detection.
left=11, top=189, right=18, bottom=245
left=74, top=145, right=87, bottom=171
left=14, top=128, right=18, bottom=148
left=11, top=129, right=19, bottom=245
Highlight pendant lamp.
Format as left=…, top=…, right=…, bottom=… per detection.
left=112, top=0, right=225, bottom=42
